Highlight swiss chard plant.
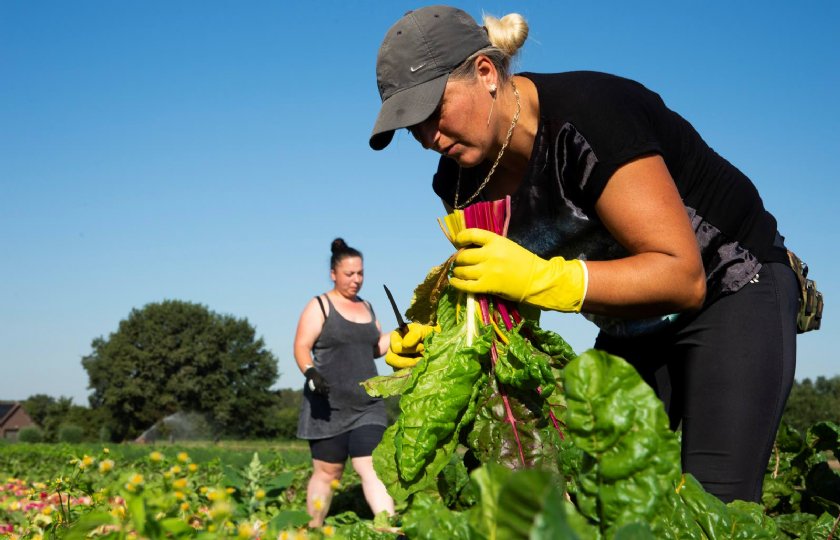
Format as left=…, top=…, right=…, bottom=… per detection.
left=364, top=197, right=840, bottom=539
left=365, top=199, right=575, bottom=502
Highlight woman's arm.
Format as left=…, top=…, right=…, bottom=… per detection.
left=584, top=154, right=706, bottom=317
left=374, top=319, right=391, bottom=358
left=293, top=298, right=324, bottom=373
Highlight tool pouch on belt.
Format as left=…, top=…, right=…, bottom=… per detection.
left=787, top=250, right=823, bottom=333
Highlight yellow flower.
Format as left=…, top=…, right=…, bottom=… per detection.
left=329, top=479, right=341, bottom=490
left=78, top=455, right=95, bottom=470
left=199, top=486, right=209, bottom=495
left=42, top=506, right=53, bottom=516
left=180, top=501, right=190, bottom=511
left=173, top=478, right=188, bottom=490
left=209, top=501, right=232, bottom=520
left=322, top=525, right=335, bottom=537
left=32, top=513, right=52, bottom=531
left=177, top=452, right=190, bottom=463
left=110, top=505, right=126, bottom=519
left=174, top=491, right=185, bottom=500
left=278, top=532, right=291, bottom=540
left=312, top=496, right=324, bottom=511
left=225, top=487, right=235, bottom=495
left=125, top=473, right=144, bottom=492
left=99, top=459, right=115, bottom=473
left=149, top=451, right=164, bottom=462
left=103, top=447, right=110, bottom=454
left=237, top=523, right=254, bottom=539
left=188, top=463, right=199, bottom=473
left=254, top=489, right=266, bottom=501
left=163, top=471, right=172, bottom=479
left=170, top=465, right=182, bottom=475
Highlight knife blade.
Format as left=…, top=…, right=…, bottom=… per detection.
left=383, top=284, right=408, bottom=332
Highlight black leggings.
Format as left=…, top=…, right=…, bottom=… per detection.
left=594, top=262, right=798, bottom=502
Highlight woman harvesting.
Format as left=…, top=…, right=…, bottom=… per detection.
left=370, top=5, right=802, bottom=503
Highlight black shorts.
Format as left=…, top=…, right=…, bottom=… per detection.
left=308, top=424, right=387, bottom=464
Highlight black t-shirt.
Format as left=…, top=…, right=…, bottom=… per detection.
left=433, top=71, right=786, bottom=336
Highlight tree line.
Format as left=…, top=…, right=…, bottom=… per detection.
left=12, top=299, right=837, bottom=443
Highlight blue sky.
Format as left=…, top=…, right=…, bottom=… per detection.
left=2, top=1, right=838, bottom=406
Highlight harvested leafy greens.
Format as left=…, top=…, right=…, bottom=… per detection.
left=365, top=199, right=576, bottom=502
left=363, top=198, right=840, bottom=538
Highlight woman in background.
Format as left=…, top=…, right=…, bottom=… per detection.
left=293, top=238, right=394, bottom=526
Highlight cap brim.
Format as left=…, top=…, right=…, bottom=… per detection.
left=369, top=73, right=449, bottom=150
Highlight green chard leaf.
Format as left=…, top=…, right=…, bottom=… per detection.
left=677, top=473, right=778, bottom=538
left=564, top=349, right=782, bottom=539
left=563, top=349, right=687, bottom=535
left=799, top=512, right=840, bottom=540
left=400, top=493, right=472, bottom=540
left=467, top=375, right=564, bottom=473
left=468, top=463, right=583, bottom=540
left=405, top=255, right=456, bottom=326
left=494, top=326, right=557, bottom=394
left=394, top=325, right=490, bottom=483
left=763, top=420, right=840, bottom=516
left=373, top=288, right=491, bottom=501
left=805, top=421, right=840, bottom=456
left=437, top=454, right=478, bottom=509
left=520, top=319, right=577, bottom=367
left=773, top=511, right=820, bottom=538
left=362, top=367, right=414, bottom=398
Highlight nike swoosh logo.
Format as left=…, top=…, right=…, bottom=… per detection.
left=410, top=63, right=426, bottom=72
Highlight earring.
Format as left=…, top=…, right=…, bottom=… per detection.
left=486, top=84, right=497, bottom=126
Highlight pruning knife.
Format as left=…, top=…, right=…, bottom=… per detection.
left=383, top=284, right=408, bottom=332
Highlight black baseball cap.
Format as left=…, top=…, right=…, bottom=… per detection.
left=369, top=5, right=491, bottom=150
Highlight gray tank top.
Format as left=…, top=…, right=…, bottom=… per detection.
left=296, top=295, right=387, bottom=439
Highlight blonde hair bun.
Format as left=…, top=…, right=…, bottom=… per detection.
left=483, top=13, right=528, bottom=57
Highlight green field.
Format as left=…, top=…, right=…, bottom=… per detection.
left=0, top=440, right=389, bottom=539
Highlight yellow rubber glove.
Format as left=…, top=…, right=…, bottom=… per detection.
left=385, top=322, right=439, bottom=369
left=451, top=228, right=588, bottom=313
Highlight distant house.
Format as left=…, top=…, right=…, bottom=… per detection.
left=0, top=401, right=36, bottom=441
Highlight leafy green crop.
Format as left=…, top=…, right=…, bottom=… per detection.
left=364, top=196, right=839, bottom=538
left=371, top=335, right=840, bottom=539
left=367, top=284, right=576, bottom=504
left=371, top=286, right=492, bottom=501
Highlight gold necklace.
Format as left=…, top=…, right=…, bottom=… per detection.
left=454, top=79, right=521, bottom=209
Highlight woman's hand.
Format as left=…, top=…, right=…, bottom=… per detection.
left=304, top=366, right=330, bottom=395
left=450, top=229, right=588, bottom=312
left=385, top=323, right=439, bottom=369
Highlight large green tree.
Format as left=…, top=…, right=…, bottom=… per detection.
left=82, top=300, right=280, bottom=441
